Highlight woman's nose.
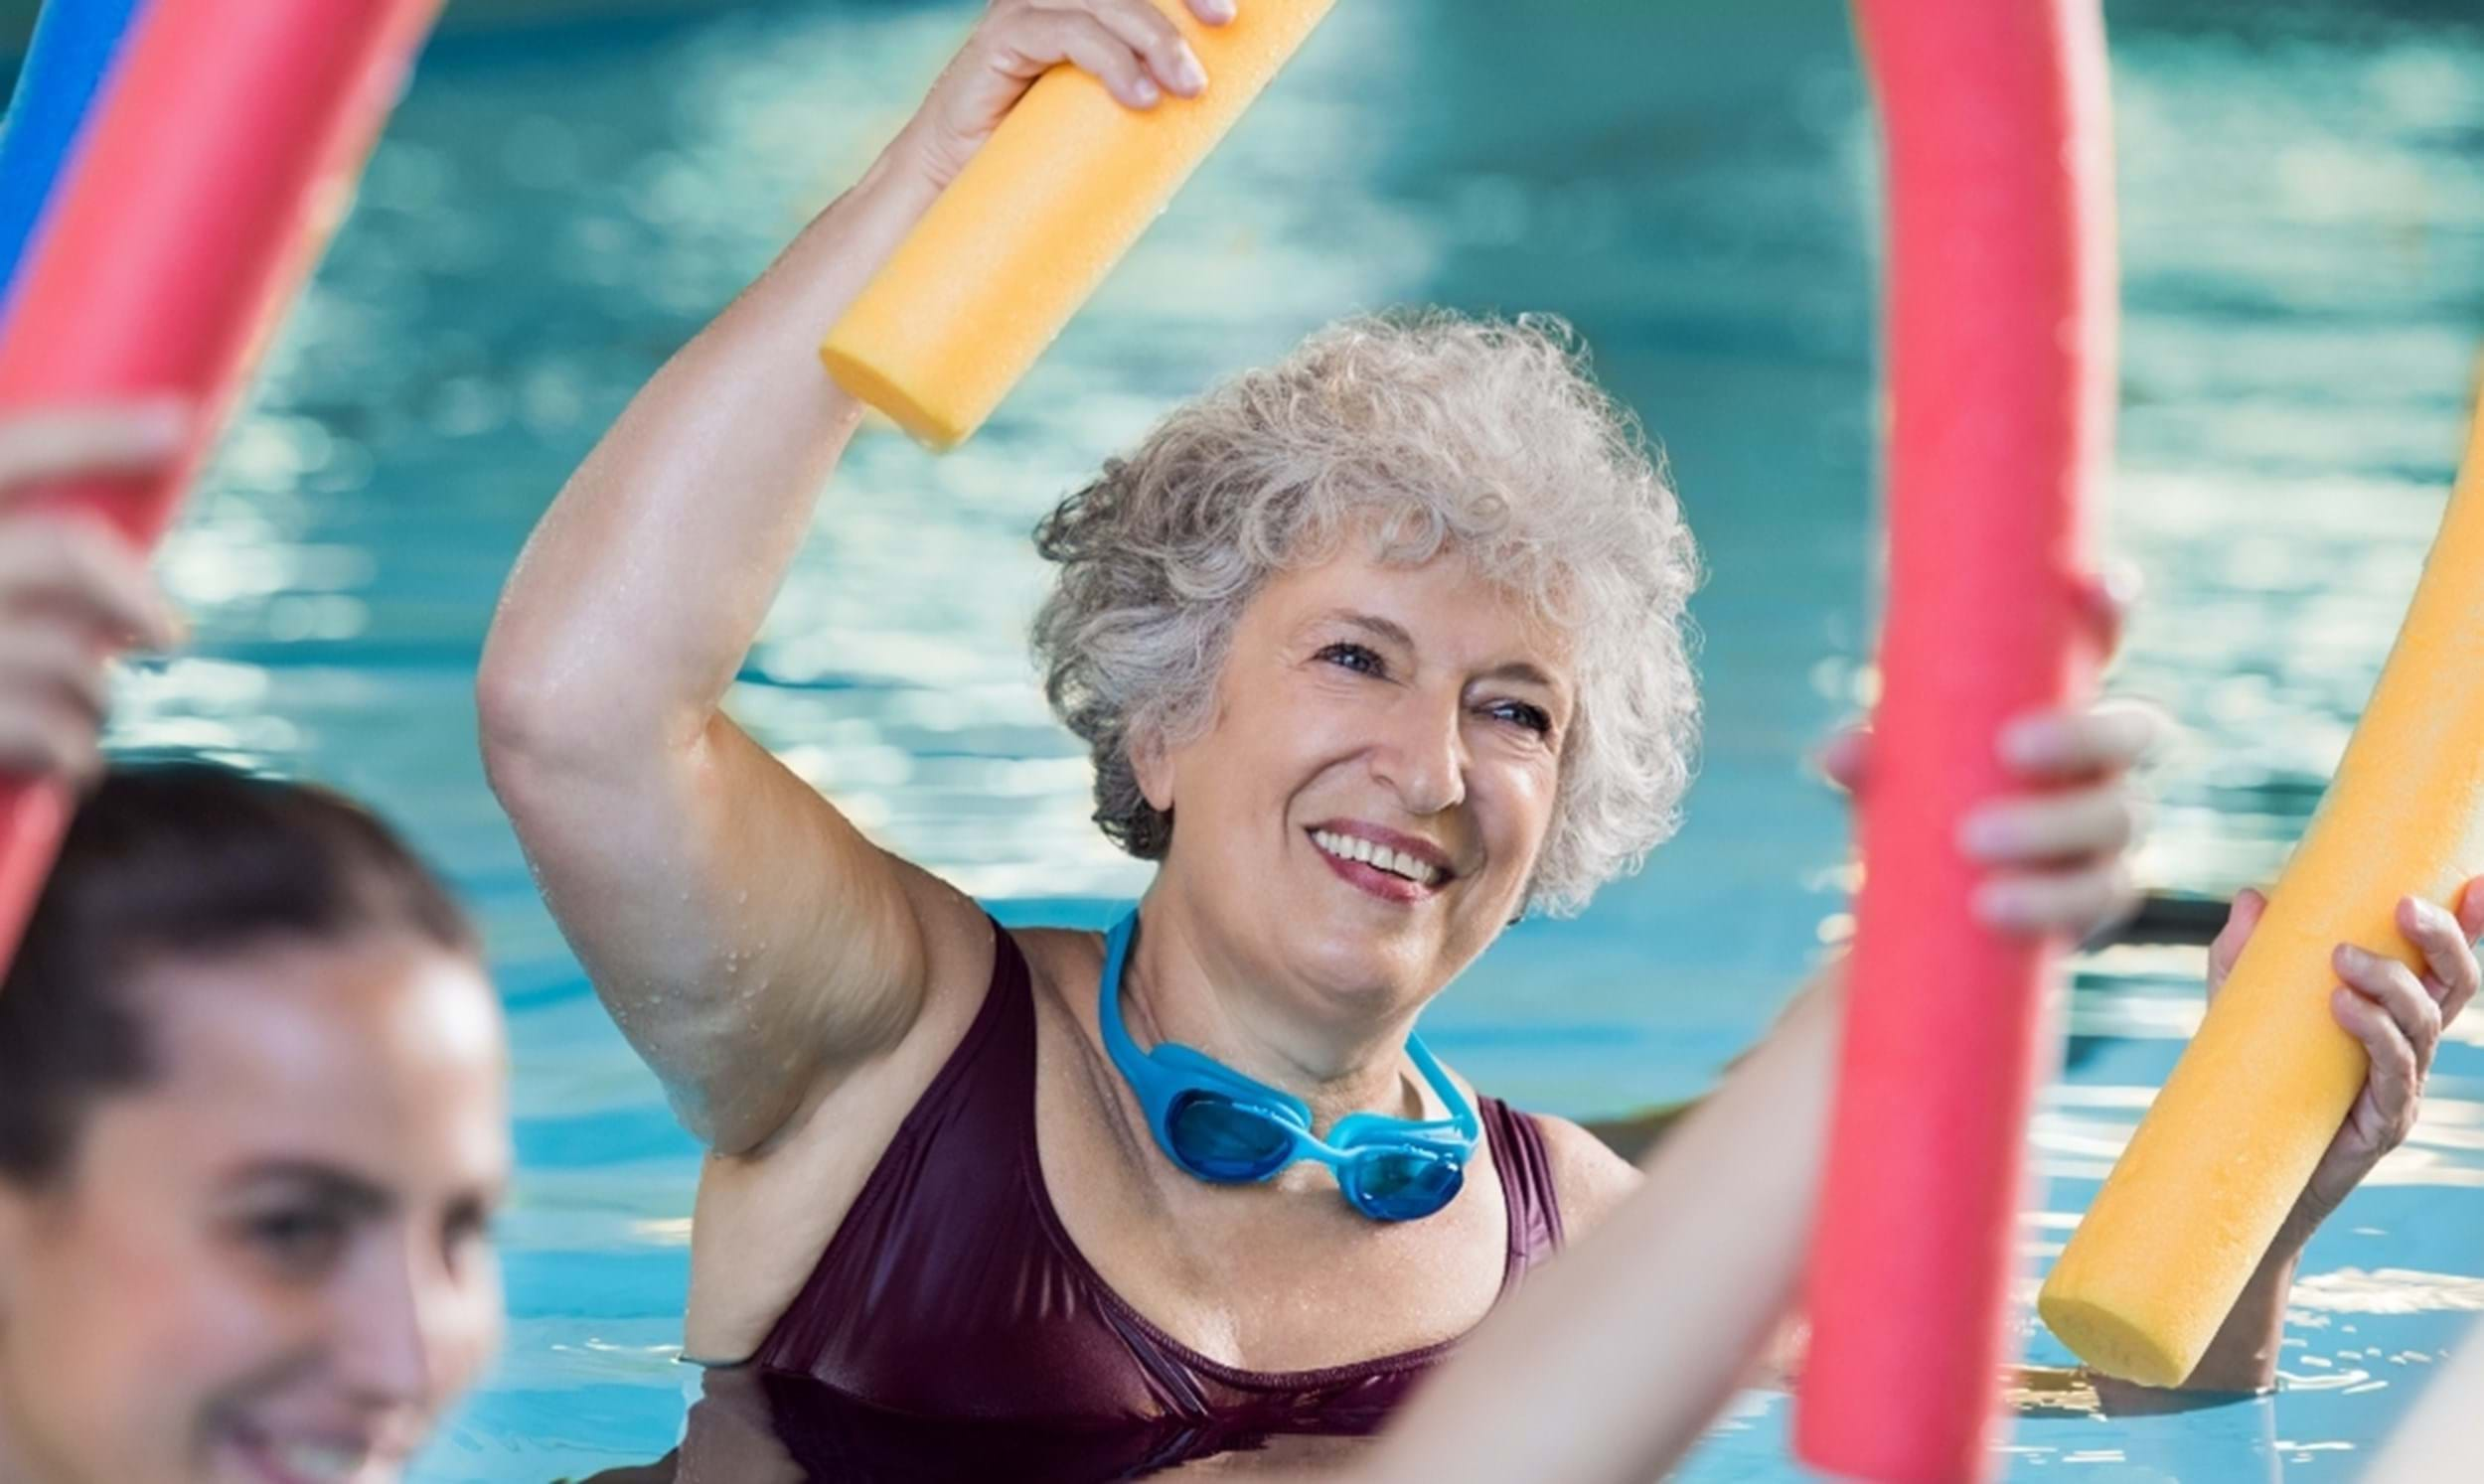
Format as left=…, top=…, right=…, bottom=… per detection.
left=333, top=1232, right=485, bottom=1409
left=1369, top=690, right=1466, bottom=816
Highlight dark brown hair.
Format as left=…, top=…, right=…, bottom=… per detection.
left=0, top=762, right=477, bottom=1186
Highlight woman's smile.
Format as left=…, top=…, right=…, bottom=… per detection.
left=1308, top=821, right=1456, bottom=903
left=209, top=1418, right=391, bottom=1484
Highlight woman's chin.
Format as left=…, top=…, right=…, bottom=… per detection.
left=1279, top=921, right=1446, bottom=1011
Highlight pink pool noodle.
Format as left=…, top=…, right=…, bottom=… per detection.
left=1793, top=0, right=2117, bottom=1479
left=0, top=0, right=444, bottom=972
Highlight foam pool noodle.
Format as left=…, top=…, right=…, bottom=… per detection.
left=1793, top=0, right=2117, bottom=1479
left=0, top=0, right=445, bottom=973
left=821, top=0, right=1335, bottom=450
left=2039, top=376, right=2484, bottom=1387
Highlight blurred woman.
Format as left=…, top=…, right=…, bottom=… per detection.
left=0, top=406, right=511, bottom=1484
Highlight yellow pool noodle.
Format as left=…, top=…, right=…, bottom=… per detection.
left=822, top=0, right=1336, bottom=449
left=2039, top=382, right=2484, bottom=1387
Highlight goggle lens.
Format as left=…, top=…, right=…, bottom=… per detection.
left=1167, top=1092, right=1296, bottom=1181
left=1346, top=1149, right=1466, bottom=1222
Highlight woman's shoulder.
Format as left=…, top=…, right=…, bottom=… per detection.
left=1006, top=922, right=1132, bottom=1069
left=1008, top=922, right=1107, bottom=1010
left=1511, top=1107, right=1645, bottom=1241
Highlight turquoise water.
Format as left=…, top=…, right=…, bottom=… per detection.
left=88, top=0, right=2484, bottom=1477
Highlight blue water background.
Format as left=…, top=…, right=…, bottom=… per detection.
left=50, top=0, right=2484, bottom=1476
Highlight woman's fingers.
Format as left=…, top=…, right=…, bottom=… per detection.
left=1958, top=780, right=2145, bottom=865
left=1046, top=0, right=1210, bottom=96
left=2308, top=935, right=2459, bottom=1209
left=2456, top=877, right=2484, bottom=944
left=2448, top=878, right=2484, bottom=1025
left=0, top=682, right=103, bottom=784
left=0, top=517, right=183, bottom=650
left=2336, top=944, right=2443, bottom=1081
left=1184, top=0, right=1237, bottom=23
left=0, top=625, right=113, bottom=726
left=0, top=401, right=187, bottom=492
left=1814, top=724, right=1869, bottom=796
left=905, top=0, right=1233, bottom=188
left=990, top=9, right=1165, bottom=106
left=1820, top=699, right=2162, bottom=797
left=0, top=427, right=186, bottom=792
left=1999, top=698, right=2168, bottom=783
left=2330, top=978, right=2424, bottom=1148
left=2206, top=887, right=2268, bottom=998
left=1973, top=858, right=2136, bottom=938
left=2399, top=894, right=2482, bottom=1028
left=2071, top=560, right=2143, bottom=664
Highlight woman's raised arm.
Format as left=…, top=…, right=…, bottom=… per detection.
left=477, top=0, right=1230, bottom=1155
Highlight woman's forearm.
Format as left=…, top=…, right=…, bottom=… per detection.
left=2098, top=1212, right=2305, bottom=1398
left=1355, top=965, right=1846, bottom=1484
left=478, top=142, right=941, bottom=765
left=2181, top=1239, right=2298, bottom=1394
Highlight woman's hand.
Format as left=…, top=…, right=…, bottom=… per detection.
left=0, top=404, right=188, bottom=784
left=1819, top=697, right=2164, bottom=942
left=2211, top=880, right=2484, bottom=1245
left=894, top=0, right=1236, bottom=191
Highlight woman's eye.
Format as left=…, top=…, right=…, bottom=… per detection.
left=242, top=1209, right=349, bottom=1277
left=445, top=1200, right=498, bottom=1260
left=1318, top=642, right=1386, bottom=676
left=1490, top=700, right=1554, bottom=736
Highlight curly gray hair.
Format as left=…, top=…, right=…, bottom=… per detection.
left=1030, top=310, right=1700, bottom=917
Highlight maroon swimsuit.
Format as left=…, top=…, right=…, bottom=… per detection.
left=749, top=919, right=1566, bottom=1481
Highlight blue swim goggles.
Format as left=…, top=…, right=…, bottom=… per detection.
left=1097, top=909, right=1479, bottom=1222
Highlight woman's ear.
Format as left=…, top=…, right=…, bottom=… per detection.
left=1131, top=727, right=1175, bottom=815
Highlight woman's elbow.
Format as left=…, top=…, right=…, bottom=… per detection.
left=475, top=638, right=571, bottom=787
left=475, top=620, right=664, bottom=794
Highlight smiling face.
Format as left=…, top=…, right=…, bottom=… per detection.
left=0, top=935, right=510, bottom=1484
left=1138, top=534, right=1575, bottom=1018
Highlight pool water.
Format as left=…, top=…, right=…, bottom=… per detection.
left=79, top=0, right=2484, bottom=1477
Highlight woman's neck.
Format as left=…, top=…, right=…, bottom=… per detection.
left=1120, top=888, right=1437, bottom=1132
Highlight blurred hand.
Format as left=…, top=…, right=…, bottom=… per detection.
left=0, top=403, right=189, bottom=785
left=895, top=0, right=1237, bottom=190
left=1819, top=563, right=2156, bottom=942
left=2209, top=881, right=2484, bottom=1245
left=1819, top=697, right=2166, bottom=943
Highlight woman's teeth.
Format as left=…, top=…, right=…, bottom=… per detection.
left=1312, top=829, right=1441, bottom=887
left=232, top=1433, right=375, bottom=1484
left=279, top=1440, right=371, bottom=1482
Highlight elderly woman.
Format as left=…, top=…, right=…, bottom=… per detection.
left=479, top=2, right=2468, bottom=1477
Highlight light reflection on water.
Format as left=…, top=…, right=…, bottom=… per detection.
left=78, top=0, right=2484, bottom=1477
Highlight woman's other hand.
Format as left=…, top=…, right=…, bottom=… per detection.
left=2210, top=880, right=2484, bottom=1245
